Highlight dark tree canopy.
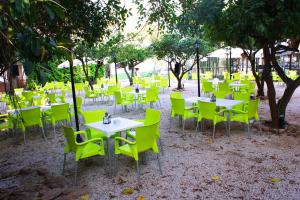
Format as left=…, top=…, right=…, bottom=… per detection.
left=193, top=0, right=300, bottom=128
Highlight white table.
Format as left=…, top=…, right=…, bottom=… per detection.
left=8, top=103, right=64, bottom=117
left=185, top=97, right=243, bottom=135
left=229, top=83, right=247, bottom=91
left=124, top=90, right=146, bottom=109
left=85, top=117, right=144, bottom=174
left=208, top=79, right=224, bottom=85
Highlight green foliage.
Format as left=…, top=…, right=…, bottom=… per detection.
left=114, top=44, right=152, bottom=68
left=151, top=33, right=212, bottom=64
left=0, top=0, right=65, bottom=76
left=133, top=0, right=178, bottom=32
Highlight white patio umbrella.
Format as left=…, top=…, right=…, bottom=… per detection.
left=207, top=47, right=244, bottom=58
left=58, top=57, right=96, bottom=68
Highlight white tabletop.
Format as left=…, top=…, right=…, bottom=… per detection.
left=8, top=103, right=64, bottom=115
left=125, top=90, right=146, bottom=95
left=229, top=83, right=247, bottom=87
left=208, top=79, right=224, bottom=84
left=185, top=97, right=243, bottom=109
left=85, top=117, right=144, bottom=137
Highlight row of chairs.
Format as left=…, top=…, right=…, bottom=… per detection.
left=169, top=92, right=260, bottom=139
left=202, top=79, right=255, bottom=96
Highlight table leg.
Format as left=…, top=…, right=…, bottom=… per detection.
left=107, top=138, right=112, bottom=177
left=227, top=111, right=230, bottom=137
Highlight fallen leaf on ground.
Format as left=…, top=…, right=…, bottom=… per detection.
left=212, top=176, right=220, bottom=182
left=80, top=193, right=89, bottom=200
left=137, top=195, right=145, bottom=200
left=271, top=178, right=281, bottom=183
left=207, top=138, right=212, bottom=144
left=121, top=188, right=134, bottom=195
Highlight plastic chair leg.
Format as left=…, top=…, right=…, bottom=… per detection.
left=41, top=126, right=47, bottom=141
left=62, top=153, right=66, bottom=175
left=136, top=160, right=140, bottom=185
left=212, top=124, right=216, bottom=140
left=158, top=138, right=164, bottom=156
left=23, top=129, right=26, bottom=144
left=74, top=161, right=78, bottom=185
left=182, top=120, right=185, bottom=134
left=157, top=153, right=162, bottom=175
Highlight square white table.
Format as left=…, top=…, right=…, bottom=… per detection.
left=185, top=97, right=243, bottom=136
left=85, top=117, right=144, bottom=174
left=229, top=83, right=247, bottom=91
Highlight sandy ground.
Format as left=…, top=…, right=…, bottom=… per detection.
left=0, top=80, right=300, bottom=200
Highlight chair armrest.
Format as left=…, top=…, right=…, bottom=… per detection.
left=185, top=106, right=196, bottom=110
left=76, top=137, right=104, bottom=146
left=114, top=136, right=136, bottom=145
left=217, top=109, right=228, bottom=115
left=231, top=109, right=247, bottom=114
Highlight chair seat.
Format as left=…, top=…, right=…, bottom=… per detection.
left=77, top=141, right=105, bottom=161
left=86, top=94, right=98, bottom=98
left=183, top=109, right=197, bottom=120
left=117, top=144, right=134, bottom=158
left=88, top=129, right=108, bottom=140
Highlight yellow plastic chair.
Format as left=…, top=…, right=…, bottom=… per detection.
left=62, top=126, right=105, bottom=184
left=196, top=101, right=227, bottom=139
left=44, top=103, right=71, bottom=135
left=18, top=107, right=46, bottom=143
left=114, top=122, right=162, bottom=184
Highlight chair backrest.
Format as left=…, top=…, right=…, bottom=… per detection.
left=121, top=86, right=132, bottom=93
left=114, top=91, right=123, bottom=104
left=214, top=91, right=227, bottom=99
left=135, top=122, right=159, bottom=153
left=76, top=96, right=83, bottom=109
left=33, top=96, right=45, bottom=106
left=170, top=92, right=183, bottom=98
left=197, top=100, right=216, bottom=121
left=248, top=98, right=260, bottom=119
left=146, top=88, right=157, bottom=102
left=83, top=109, right=106, bottom=123
left=63, top=126, right=77, bottom=153
left=22, top=91, right=33, bottom=101
left=170, top=97, right=185, bottom=116
left=20, top=107, right=42, bottom=127
left=108, top=85, right=117, bottom=95
left=233, top=91, right=250, bottom=103
left=83, top=85, right=90, bottom=93
left=218, top=82, right=229, bottom=92
left=160, top=78, right=168, bottom=88
left=47, top=93, right=57, bottom=103
left=144, top=108, right=161, bottom=125
left=51, top=103, right=70, bottom=121
left=202, top=81, right=213, bottom=93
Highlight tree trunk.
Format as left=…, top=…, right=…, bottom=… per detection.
left=177, top=77, right=183, bottom=89
left=263, top=46, right=278, bottom=128
left=250, top=59, right=264, bottom=96
left=131, top=65, right=134, bottom=85
left=124, top=66, right=133, bottom=86
left=79, top=58, right=93, bottom=90
left=277, top=82, right=298, bottom=128
left=93, top=61, right=103, bottom=84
